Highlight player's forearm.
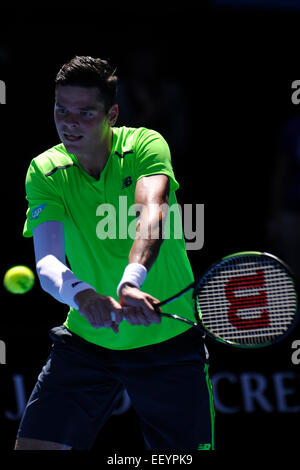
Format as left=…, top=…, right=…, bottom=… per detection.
left=117, top=175, right=170, bottom=296
left=129, top=206, right=166, bottom=270
left=129, top=236, right=163, bottom=271
left=36, top=254, right=94, bottom=308
left=117, top=208, right=167, bottom=296
left=36, top=255, right=67, bottom=302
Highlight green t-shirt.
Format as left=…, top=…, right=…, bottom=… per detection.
left=23, top=126, right=195, bottom=349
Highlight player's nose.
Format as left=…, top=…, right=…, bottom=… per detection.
left=63, top=114, right=79, bottom=128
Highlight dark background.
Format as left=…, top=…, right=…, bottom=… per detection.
left=1, top=3, right=300, bottom=460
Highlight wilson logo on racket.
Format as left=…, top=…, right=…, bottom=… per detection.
left=225, top=269, right=270, bottom=330
left=155, top=252, right=298, bottom=348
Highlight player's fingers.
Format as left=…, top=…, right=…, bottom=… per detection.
left=129, top=307, right=151, bottom=326
left=79, top=303, right=97, bottom=328
left=122, top=297, right=160, bottom=325
left=89, top=303, right=106, bottom=329
left=110, top=297, right=124, bottom=312
left=87, top=313, right=102, bottom=329
left=140, top=308, right=152, bottom=326
left=147, top=294, right=162, bottom=313
left=123, top=306, right=143, bottom=325
left=100, top=297, right=120, bottom=328
left=122, top=306, right=135, bottom=324
left=86, top=300, right=110, bottom=329
left=105, top=297, right=124, bottom=328
left=148, top=296, right=162, bottom=323
left=140, top=297, right=161, bottom=324
left=136, top=308, right=151, bottom=326
left=152, top=301, right=161, bottom=314
left=102, top=309, right=113, bottom=328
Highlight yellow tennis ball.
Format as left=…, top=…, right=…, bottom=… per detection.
left=3, top=265, right=35, bottom=294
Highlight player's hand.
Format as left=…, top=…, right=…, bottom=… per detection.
left=74, top=289, right=123, bottom=333
left=118, top=283, right=161, bottom=326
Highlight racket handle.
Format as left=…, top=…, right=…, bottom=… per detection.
left=158, top=311, right=198, bottom=327
left=112, top=310, right=198, bottom=327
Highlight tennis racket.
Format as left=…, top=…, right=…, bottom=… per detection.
left=155, top=251, right=298, bottom=348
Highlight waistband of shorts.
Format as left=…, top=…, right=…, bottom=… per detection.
left=49, top=324, right=205, bottom=355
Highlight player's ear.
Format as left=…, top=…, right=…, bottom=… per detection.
left=108, top=104, right=119, bottom=126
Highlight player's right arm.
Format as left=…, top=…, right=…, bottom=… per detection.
left=33, top=220, right=123, bottom=332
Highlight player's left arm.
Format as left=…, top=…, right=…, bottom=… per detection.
left=118, top=174, right=170, bottom=326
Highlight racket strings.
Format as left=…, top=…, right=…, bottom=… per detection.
left=195, top=255, right=297, bottom=346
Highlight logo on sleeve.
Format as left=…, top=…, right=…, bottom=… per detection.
left=30, top=203, right=46, bottom=220
left=72, top=281, right=83, bottom=288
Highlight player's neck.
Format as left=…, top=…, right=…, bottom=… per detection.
left=76, top=129, right=113, bottom=180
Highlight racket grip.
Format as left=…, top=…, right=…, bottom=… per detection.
left=159, top=311, right=198, bottom=327
left=112, top=309, right=197, bottom=327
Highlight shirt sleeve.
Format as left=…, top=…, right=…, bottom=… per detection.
left=23, top=159, right=66, bottom=238
left=134, top=128, right=179, bottom=192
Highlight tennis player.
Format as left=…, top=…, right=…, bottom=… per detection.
left=14, top=56, right=215, bottom=450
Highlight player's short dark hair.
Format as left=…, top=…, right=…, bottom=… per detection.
left=55, top=56, right=118, bottom=113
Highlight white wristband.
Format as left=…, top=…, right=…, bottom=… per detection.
left=59, top=279, right=96, bottom=309
left=117, top=263, right=147, bottom=297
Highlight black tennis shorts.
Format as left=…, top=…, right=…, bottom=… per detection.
left=17, top=325, right=215, bottom=450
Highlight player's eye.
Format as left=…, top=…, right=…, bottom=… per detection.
left=56, top=106, right=67, bottom=115
left=80, top=110, right=94, bottom=118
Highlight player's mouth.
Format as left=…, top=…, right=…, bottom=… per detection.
left=63, top=133, right=83, bottom=142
